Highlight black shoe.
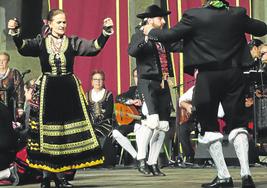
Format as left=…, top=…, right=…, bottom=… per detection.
left=8, top=165, right=19, bottom=186
left=184, top=156, right=195, bottom=167
left=41, top=177, right=51, bottom=188
left=148, top=164, right=166, bottom=176
left=201, top=176, right=233, bottom=188
left=242, top=175, right=255, bottom=188
left=137, top=159, right=150, bottom=175
left=54, top=178, right=73, bottom=188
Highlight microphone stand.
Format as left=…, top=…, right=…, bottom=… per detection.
left=172, top=79, right=195, bottom=167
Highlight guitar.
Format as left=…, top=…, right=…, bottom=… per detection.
left=114, top=103, right=142, bottom=126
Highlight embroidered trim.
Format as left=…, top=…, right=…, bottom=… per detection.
left=20, top=40, right=26, bottom=50
left=39, top=75, right=46, bottom=152
left=42, top=139, right=96, bottom=155
left=42, top=120, right=90, bottom=136
left=45, top=35, right=68, bottom=75
left=26, top=157, right=104, bottom=173
left=94, top=40, right=101, bottom=50
left=38, top=74, right=100, bottom=155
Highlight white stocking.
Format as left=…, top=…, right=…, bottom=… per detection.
left=113, top=130, right=137, bottom=158
left=209, top=140, right=231, bottom=179
left=0, top=168, right=10, bottom=179
left=147, top=130, right=165, bottom=165
left=135, top=125, right=152, bottom=160
left=233, top=133, right=251, bottom=177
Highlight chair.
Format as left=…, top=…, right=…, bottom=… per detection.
left=118, top=132, right=136, bottom=165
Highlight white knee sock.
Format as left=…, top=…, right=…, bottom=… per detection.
left=233, top=133, right=251, bottom=177
left=113, top=130, right=137, bottom=159
left=0, top=168, right=10, bottom=179
left=147, top=130, right=165, bottom=165
left=135, top=125, right=152, bottom=160
left=209, top=140, right=231, bottom=179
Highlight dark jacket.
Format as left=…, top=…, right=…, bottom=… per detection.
left=148, top=7, right=267, bottom=75
left=128, top=30, right=182, bottom=80
left=116, top=86, right=140, bottom=104
left=86, top=90, right=114, bottom=125
left=0, top=68, right=25, bottom=120
left=0, top=102, right=18, bottom=151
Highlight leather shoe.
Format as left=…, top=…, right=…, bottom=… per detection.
left=41, top=177, right=50, bottom=188
left=148, top=164, right=166, bottom=176
left=242, top=175, right=255, bottom=188
left=54, top=178, right=73, bottom=188
left=8, top=165, right=19, bottom=186
left=201, top=176, right=233, bottom=188
left=137, top=159, right=150, bottom=175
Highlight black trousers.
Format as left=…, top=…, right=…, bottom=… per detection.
left=115, top=123, right=135, bottom=136
left=179, top=122, right=196, bottom=158
left=138, top=79, right=172, bottom=121
left=193, top=68, right=248, bottom=134
left=0, top=150, right=15, bottom=170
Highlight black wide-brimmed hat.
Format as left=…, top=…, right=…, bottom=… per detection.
left=136, top=4, right=171, bottom=19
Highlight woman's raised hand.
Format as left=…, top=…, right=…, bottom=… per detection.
left=103, top=17, right=114, bottom=35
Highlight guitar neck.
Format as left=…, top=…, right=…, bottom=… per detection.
left=127, top=113, right=142, bottom=120
left=115, top=111, right=142, bottom=120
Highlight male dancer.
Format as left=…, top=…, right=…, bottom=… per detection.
left=143, top=0, right=267, bottom=187
left=129, top=4, right=182, bottom=176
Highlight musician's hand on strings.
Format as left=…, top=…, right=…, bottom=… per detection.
left=129, top=99, right=142, bottom=106
left=245, top=97, right=253, bottom=107
left=255, top=89, right=263, bottom=98
left=180, top=101, right=192, bottom=115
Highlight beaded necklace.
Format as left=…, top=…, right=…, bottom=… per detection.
left=50, top=35, right=63, bottom=55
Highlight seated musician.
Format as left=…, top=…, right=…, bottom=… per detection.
left=178, top=86, right=197, bottom=166
left=112, top=68, right=142, bottom=164
left=261, top=44, right=267, bottom=69
left=179, top=84, right=225, bottom=166
left=245, top=44, right=267, bottom=101
left=248, top=39, right=263, bottom=71
left=86, top=70, right=116, bottom=167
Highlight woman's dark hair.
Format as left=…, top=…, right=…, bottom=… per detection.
left=90, top=69, right=105, bottom=81
left=47, top=9, right=65, bottom=21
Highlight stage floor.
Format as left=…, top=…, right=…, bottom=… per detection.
left=5, top=165, right=267, bottom=188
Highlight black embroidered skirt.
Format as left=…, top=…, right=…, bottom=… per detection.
left=27, top=74, right=104, bottom=172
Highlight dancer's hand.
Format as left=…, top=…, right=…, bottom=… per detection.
left=143, top=24, right=153, bottom=36
left=103, top=17, right=114, bottom=35
left=8, top=18, right=20, bottom=36
left=8, top=18, right=20, bottom=30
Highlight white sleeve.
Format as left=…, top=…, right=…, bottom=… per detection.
left=217, top=103, right=225, bottom=118
left=178, top=86, right=195, bottom=106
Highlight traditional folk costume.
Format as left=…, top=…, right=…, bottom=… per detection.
left=86, top=88, right=113, bottom=137
left=86, top=88, right=116, bottom=167
left=129, top=5, right=182, bottom=176
left=0, top=68, right=24, bottom=120
left=113, top=86, right=143, bottom=160
left=11, top=32, right=110, bottom=173
left=147, top=0, right=267, bottom=187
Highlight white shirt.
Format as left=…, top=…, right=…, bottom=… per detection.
left=91, top=88, right=106, bottom=102
left=179, top=86, right=225, bottom=118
